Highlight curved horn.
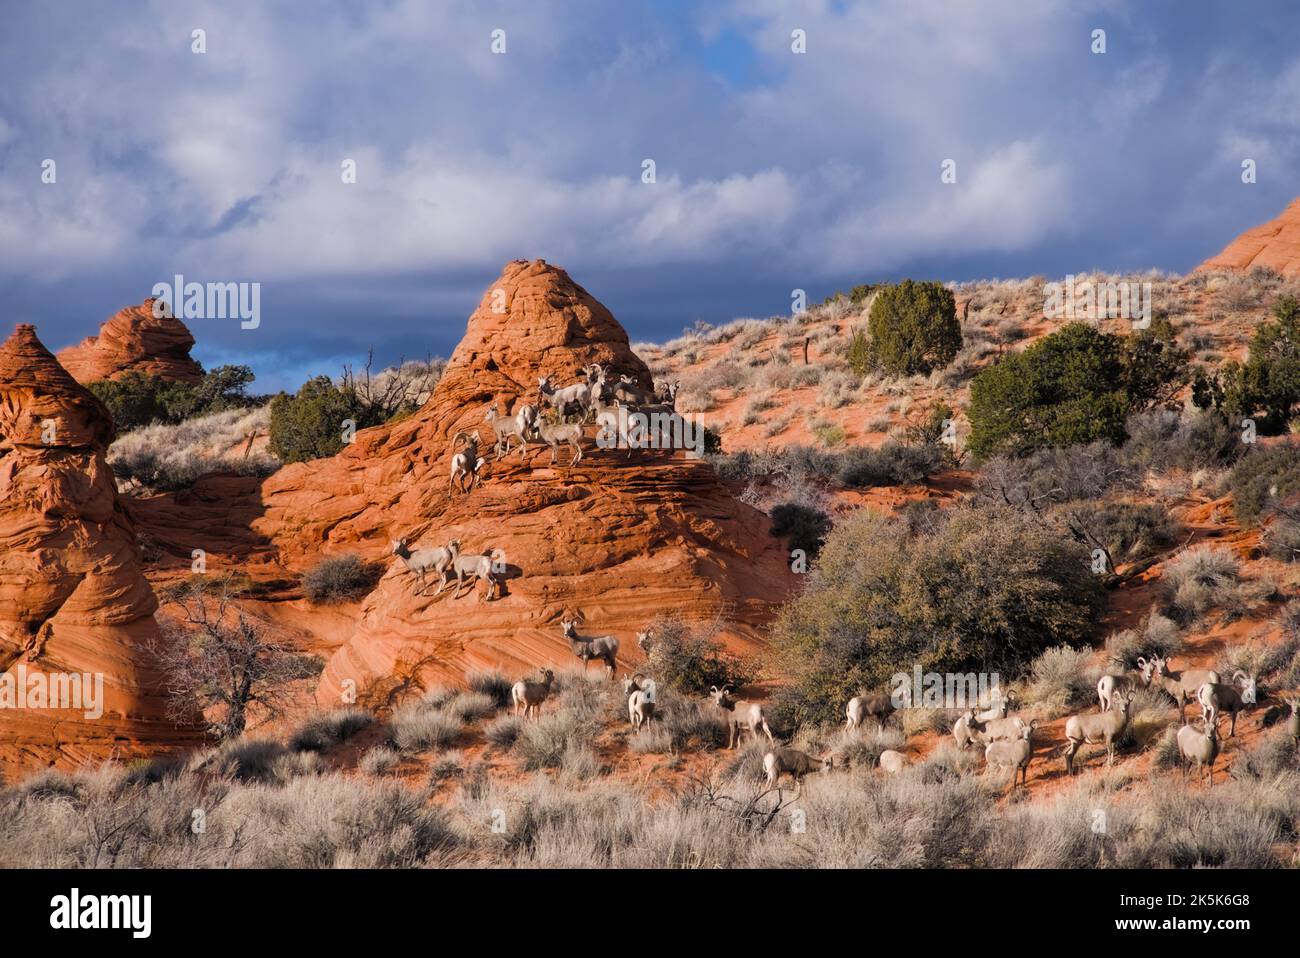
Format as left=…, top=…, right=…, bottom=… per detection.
left=1232, top=669, right=1249, bottom=684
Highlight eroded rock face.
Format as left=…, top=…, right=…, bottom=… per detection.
left=57, top=300, right=204, bottom=385
left=0, top=325, right=201, bottom=773
left=1198, top=197, right=1300, bottom=276
left=248, top=260, right=794, bottom=702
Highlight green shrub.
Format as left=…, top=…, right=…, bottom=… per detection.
left=268, top=376, right=370, bottom=463
left=770, top=502, right=832, bottom=558
left=645, top=615, right=753, bottom=695
left=865, top=280, right=961, bottom=376
left=301, top=554, right=380, bottom=604
left=772, top=505, right=1103, bottom=726
left=88, top=365, right=258, bottom=432
left=967, top=322, right=1188, bottom=460
left=1227, top=442, right=1300, bottom=526
left=1196, top=294, right=1300, bottom=432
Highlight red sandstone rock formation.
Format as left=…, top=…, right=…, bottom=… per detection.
left=1198, top=197, right=1300, bottom=276
left=57, top=300, right=203, bottom=385
left=0, top=325, right=202, bottom=773
left=241, top=259, right=794, bottom=702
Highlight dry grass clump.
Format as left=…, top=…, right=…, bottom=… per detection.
left=288, top=708, right=374, bottom=752
left=388, top=702, right=463, bottom=753
left=108, top=405, right=279, bottom=492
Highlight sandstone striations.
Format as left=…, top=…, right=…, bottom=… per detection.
left=241, top=260, right=794, bottom=702
left=1197, top=197, right=1300, bottom=277
left=0, top=325, right=202, bottom=773
left=57, top=300, right=204, bottom=385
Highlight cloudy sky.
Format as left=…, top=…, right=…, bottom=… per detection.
left=2, top=0, right=1298, bottom=390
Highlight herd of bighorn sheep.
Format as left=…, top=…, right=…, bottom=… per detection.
left=387, top=356, right=1300, bottom=796
left=445, top=362, right=683, bottom=489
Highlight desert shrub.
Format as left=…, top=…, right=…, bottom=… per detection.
left=977, top=441, right=1138, bottom=507
left=1105, top=613, right=1185, bottom=670
left=389, top=705, right=462, bottom=753
left=866, top=280, right=961, bottom=376
left=836, top=442, right=944, bottom=487
left=770, top=502, right=832, bottom=558
left=1162, top=545, right=1241, bottom=623
left=288, top=709, right=374, bottom=752
left=831, top=725, right=905, bottom=769
left=773, top=505, right=1103, bottom=726
left=1196, top=294, right=1300, bottom=432
left=359, top=746, right=399, bottom=776
left=1068, top=501, right=1180, bottom=564
left=517, top=712, right=587, bottom=771
left=645, top=615, right=752, bottom=695
left=1122, top=408, right=1241, bottom=473
left=968, top=321, right=1188, bottom=460
left=466, top=670, right=513, bottom=709
left=656, top=693, right=729, bottom=750
left=1026, top=645, right=1095, bottom=712
left=301, top=554, right=380, bottom=604
left=484, top=714, right=525, bottom=749
left=1227, top=441, right=1300, bottom=526
left=441, top=691, right=497, bottom=724
left=812, top=421, right=847, bottom=446
left=196, top=738, right=320, bottom=784
left=1262, top=514, right=1300, bottom=561
left=428, top=752, right=465, bottom=784
left=107, top=405, right=279, bottom=492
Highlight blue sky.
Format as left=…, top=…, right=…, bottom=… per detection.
left=2, top=0, right=1299, bottom=391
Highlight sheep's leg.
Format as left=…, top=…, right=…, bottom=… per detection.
left=1230, top=712, right=1237, bottom=737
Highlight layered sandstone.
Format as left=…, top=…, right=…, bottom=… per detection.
left=1198, top=197, right=1300, bottom=277
left=57, top=300, right=204, bottom=385
left=243, top=260, right=794, bottom=702
left=0, top=325, right=202, bottom=773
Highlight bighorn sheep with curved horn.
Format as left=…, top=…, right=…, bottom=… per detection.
left=561, top=615, right=619, bottom=675
left=1150, top=657, right=1221, bottom=723
left=1097, top=657, right=1157, bottom=713
left=1196, top=670, right=1257, bottom=737
left=449, top=431, right=486, bottom=494
left=712, top=684, right=774, bottom=749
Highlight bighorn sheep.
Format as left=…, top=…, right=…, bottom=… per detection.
left=1286, top=699, right=1299, bottom=747
left=1151, top=657, right=1221, bottom=723
left=636, top=629, right=653, bottom=654
left=445, top=540, right=503, bottom=601
left=1196, top=671, right=1257, bottom=736
left=561, top=617, right=619, bottom=675
left=984, top=720, right=1038, bottom=789
left=1176, top=716, right=1221, bottom=786
left=845, top=689, right=908, bottom=731
left=537, top=375, right=590, bottom=422
left=878, top=749, right=906, bottom=775
left=612, top=374, right=655, bottom=407
left=952, top=709, right=983, bottom=751
left=511, top=669, right=555, bottom=720
left=1097, top=657, right=1157, bottom=713
left=449, top=431, right=487, bottom=494
left=515, top=403, right=540, bottom=439
left=1063, top=692, right=1134, bottom=774
left=973, top=712, right=1030, bottom=746
left=485, top=404, right=530, bottom=459
left=622, top=673, right=657, bottom=730
left=762, top=746, right=830, bottom=790
left=536, top=419, right=583, bottom=466
left=390, top=537, right=452, bottom=596
left=711, top=685, right=774, bottom=749
left=654, top=380, right=681, bottom=404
